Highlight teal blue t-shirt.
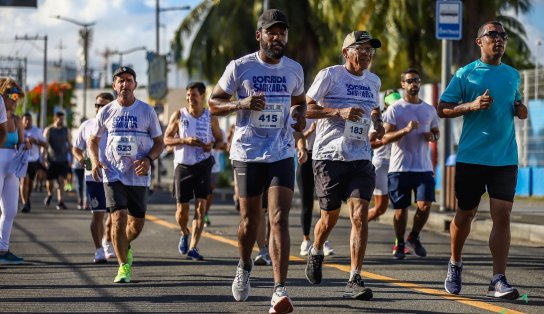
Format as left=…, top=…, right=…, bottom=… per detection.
left=440, top=59, right=521, bottom=166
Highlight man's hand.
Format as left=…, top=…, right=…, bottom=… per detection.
left=185, top=137, right=205, bottom=147
left=134, top=158, right=151, bottom=176
left=202, top=142, right=213, bottom=152
left=514, top=100, right=528, bottom=119
left=238, top=93, right=265, bottom=111
left=91, top=160, right=106, bottom=181
left=338, top=107, right=364, bottom=121
left=297, top=148, right=307, bottom=165
left=406, top=120, right=419, bottom=132
left=290, top=105, right=306, bottom=132
left=471, top=89, right=493, bottom=111
left=423, top=132, right=438, bottom=142
left=373, top=123, right=385, bottom=140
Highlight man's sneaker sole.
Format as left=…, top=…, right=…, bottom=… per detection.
left=343, top=288, right=373, bottom=300
left=113, top=276, right=130, bottom=283
left=486, top=289, right=520, bottom=300
left=94, top=258, right=107, bottom=264
left=254, top=256, right=268, bottom=266
left=269, top=296, right=293, bottom=313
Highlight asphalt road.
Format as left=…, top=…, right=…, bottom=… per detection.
left=1, top=189, right=542, bottom=313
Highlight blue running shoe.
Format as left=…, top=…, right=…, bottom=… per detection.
left=444, top=261, right=463, bottom=295
left=487, top=274, right=519, bottom=300
left=187, top=247, right=204, bottom=261
left=0, top=251, right=24, bottom=264
left=178, top=235, right=189, bottom=255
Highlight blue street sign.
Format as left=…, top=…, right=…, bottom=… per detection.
left=436, top=0, right=462, bottom=40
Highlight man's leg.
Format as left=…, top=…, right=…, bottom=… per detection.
left=348, top=198, right=369, bottom=271
left=313, top=209, right=340, bottom=250
left=127, top=215, right=145, bottom=243
left=175, top=202, right=191, bottom=236
left=393, top=208, right=408, bottom=242
left=488, top=198, right=513, bottom=275
left=111, top=209, right=129, bottom=264
left=189, top=198, right=207, bottom=249
left=238, top=195, right=263, bottom=264
left=267, top=186, right=293, bottom=286
left=56, top=176, right=65, bottom=203
left=450, top=207, right=477, bottom=262
left=20, top=177, right=28, bottom=205
left=91, top=212, right=106, bottom=249
left=105, top=214, right=113, bottom=242
left=368, top=194, right=388, bottom=221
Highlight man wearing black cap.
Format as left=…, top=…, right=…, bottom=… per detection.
left=209, top=8, right=305, bottom=313
left=305, top=31, right=384, bottom=301
left=88, top=66, right=164, bottom=283
left=43, top=110, right=71, bottom=210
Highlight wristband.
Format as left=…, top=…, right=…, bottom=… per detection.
left=145, top=156, right=154, bottom=163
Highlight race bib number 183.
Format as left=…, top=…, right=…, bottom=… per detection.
left=344, top=118, right=371, bottom=141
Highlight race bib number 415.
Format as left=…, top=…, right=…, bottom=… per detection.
left=250, top=104, right=284, bottom=128
left=344, top=118, right=371, bottom=141
left=112, top=135, right=137, bottom=157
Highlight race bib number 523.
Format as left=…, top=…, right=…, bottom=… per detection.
left=112, top=136, right=137, bottom=157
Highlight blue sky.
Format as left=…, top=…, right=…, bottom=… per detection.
left=1, top=0, right=543, bottom=88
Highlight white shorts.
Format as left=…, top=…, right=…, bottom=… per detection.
left=372, top=159, right=389, bottom=195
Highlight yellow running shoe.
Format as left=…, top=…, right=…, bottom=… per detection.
left=127, top=247, right=133, bottom=266
left=113, top=263, right=132, bottom=283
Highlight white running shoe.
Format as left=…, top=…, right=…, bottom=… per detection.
left=323, top=241, right=335, bottom=256
left=255, top=246, right=272, bottom=266
left=269, top=286, right=294, bottom=313
left=232, top=265, right=251, bottom=301
left=94, top=247, right=107, bottom=264
left=300, top=240, right=312, bottom=256
left=104, top=242, right=116, bottom=259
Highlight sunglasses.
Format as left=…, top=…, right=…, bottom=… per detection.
left=7, top=93, right=20, bottom=101
left=480, top=31, right=509, bottom=40
left=95, top=103, right=106, bottom=108
left=348, top=45, right=376, bottom=55
left=403, top=78, right=421, bottom=84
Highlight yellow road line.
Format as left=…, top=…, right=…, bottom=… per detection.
left=146, top=214, right=524, bottom=314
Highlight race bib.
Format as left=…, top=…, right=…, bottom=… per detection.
left=344, top=118, right=371, bottom=141
left=250, top=104, right=284, bottom=128
left=112, top=135, right=137, bottom=157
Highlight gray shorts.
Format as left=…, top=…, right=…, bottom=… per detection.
left=104, top=181, right=148, bottom=218
left=313, top=159, right=375, bottom=211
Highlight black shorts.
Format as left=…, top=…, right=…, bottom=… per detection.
left=46, top=161, right=70, bottom=180
left=388, top=172, right=436, bottom=209
left=455, top=162, right=518, bottom=210
left=104, top=181, right=148, bottom=218
left=87, top=181, right=108, bottom=212
left=25, top=161, right=40, bottom=180
left=313, top=159, right=375, bottom=211
left=174, top=156, right=214, bottom=203
left=232, top=158, right=294, bottom=198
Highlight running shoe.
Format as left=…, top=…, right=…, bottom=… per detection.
left=0, top=251, right=24, bottom=264
left=343, top=274, right=373, bottom=300
left=44, top=195, right=52, bottom=207
left=323, top=241, right=334, bottom=256
left=204, top=214, right=211, bottom=227
left=392, top=239, right=406, bottom=260
left=127, top=246, right=133, bottom=266
left=232, top=264, right=251, bottom=301
left=407, top=235, right=427, bottom=257
left=255, top=246, right=272, bottom=266
left=94, top=247, right=107, bottom=264
left=178, top=234, right=189, bottom=255
left=269, top=286, right=294, bottom=313
left=486, top=274, right=519, bottom=300
left=187, top=247, right=204, bottom=261
left=444, top=261, right=463, bottom=295
left=64, top=183, right=73, bottom=192
left=305, top=247, right=324, bottom=284
left=104, top=242, right=116, bottom=260
left=113, top=263, right=132, bottom=283
left=21, top=203, right=31, bottom=213
left=299, top=240, right=312, bottom=256
left=56, top=202, right=67, bottom=210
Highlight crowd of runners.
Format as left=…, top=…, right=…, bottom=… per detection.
left=0, top=8, right=528, bottom=314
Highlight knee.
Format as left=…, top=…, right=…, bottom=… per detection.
left=320, top=214, right=339, bottom=231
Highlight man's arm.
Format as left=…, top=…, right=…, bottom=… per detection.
left=208, top=85, right=265, bottom=116
left=134, top=135, right=164, bottom=176
left=382, top=121, right=419, bottom=144
left=370, top=107, right=385, bottom=140
left=210, top=116, right=225, bottom=150
left=163, top=111, right=182, bottom=147
left=72, top=147, right=86, bottom=169
left=306, top=96, right=363, bottom=121
left=438, top=89, right=493, bottom=118
left=290, top=94, right=307, bottom=132
left=514, top=101, right=528, bottom=119
left=88, top=135, right=104, bottom=181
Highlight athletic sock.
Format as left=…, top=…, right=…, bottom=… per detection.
left=311, top=246, right=324, bottom=256
left=238, top=259, right=252, bottom=272
left=349, top=269, right=360, bottom=281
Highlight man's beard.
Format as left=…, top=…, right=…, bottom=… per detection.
left=408, top=88, right=419, bottom=96
left=261, top=40, right=286, bottom=60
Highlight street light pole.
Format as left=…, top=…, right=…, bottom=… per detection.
left=155, top=1, right=191, bottom=55
left=52, top=16, right=95, bottom=120
left=112, top=46, right=147, bottom=66
left=536, top=40, right=541, bottom=100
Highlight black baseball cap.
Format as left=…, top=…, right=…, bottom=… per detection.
left=257, top=9, right=289, bottom=30
left=342, top=31, right=382, bottom=49
left=112, top=66, right=136, bottom=80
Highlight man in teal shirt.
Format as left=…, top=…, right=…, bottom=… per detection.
left=438, top=21, right=528, bottom=300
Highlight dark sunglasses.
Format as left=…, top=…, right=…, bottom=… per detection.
left=480, top=31, right=509, bottom=40
left=95, top=104, right=106, bottom=108
left=403, top=78, right=421, bottom=84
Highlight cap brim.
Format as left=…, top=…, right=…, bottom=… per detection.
left=353, top=38, right=381, bottom=48
left=260, top=21, right=289, bottom=30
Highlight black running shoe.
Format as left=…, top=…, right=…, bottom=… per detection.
left=305, top=248, right=324, bottom=284
left=343, top=274, right=373, bottom=300
left=21, top=203, right=31, bottom=213
left=56, top=202, right=67, bottom=210
left=44, top=195, right=52, bottom=207
left=407, top=236, right=427, bottom=257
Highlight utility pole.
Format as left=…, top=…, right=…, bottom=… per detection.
left=536, top=40, right=541, bottom=100
left=15, top=34, right=47, bottom=128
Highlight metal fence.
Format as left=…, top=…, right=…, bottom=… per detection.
left=518, top=68, right=544, bottom=167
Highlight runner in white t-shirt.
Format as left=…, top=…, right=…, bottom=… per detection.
left=305, top=31, right=384, bottom=301
left=164, top=82, right=223, bottom=262
left=209, top=9, right=305, bottom=313
left=20, top=113, right=47, bottom=213
left=0, top=97, right=6, bottom=147
left=88, top=66, right=164, bottom=284
left=382, top=69, right=439, bottom=260
left=73, top=92, right=116, bottom=264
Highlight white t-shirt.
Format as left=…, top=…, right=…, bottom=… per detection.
left=0, top=97, right=6, bottom=124
left=173, top=108, right=213, bottom=166
left=24, top=126, right=46, bottom=162
left=74, top=118, right=108, bottom=182
left=307, top=65, right=381, bottom=161
left=91, top=99, right=162, bottom=187
left=218, top=52, right=305, bottom=162
left=303, top=118, right=316, bottom=152
left=383, top=99, right=439, bottom=172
